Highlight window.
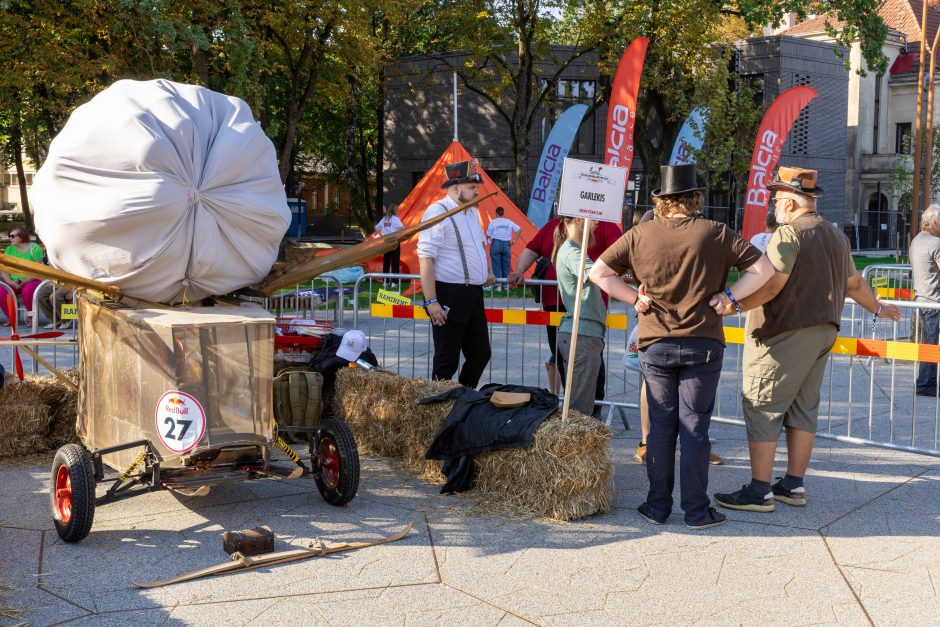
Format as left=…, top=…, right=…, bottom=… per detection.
left=540, top=79, right=596, bottom=155
left=486, top=170, right=512, bottom=189
left=2, top=172, right=33, bottom=186
left=896, top=123, right=912, bottom=154
left=789, top=74, right=811, bottom=155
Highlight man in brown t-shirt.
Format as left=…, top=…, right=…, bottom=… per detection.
left=590, top=163, right=774, bottom=530
left=713, top=167, right=901, bottom=513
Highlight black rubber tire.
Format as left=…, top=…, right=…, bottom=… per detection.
left=50, top=443, right=96, bottom=543
left=314, top=418, right=360, bottom=506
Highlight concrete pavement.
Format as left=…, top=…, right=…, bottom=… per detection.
left=2, top=418, right=938, bottom=626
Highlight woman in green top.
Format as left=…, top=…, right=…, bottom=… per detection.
left=2, top=228, right=44, bottom=323
left=552, top=216, right=650, bottom=417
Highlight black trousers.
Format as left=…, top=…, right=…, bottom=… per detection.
left=431, top=282, right=491, bottom=388
left=382, top=245, right=401, bottom=275
left=640, top=337, right=723, bottom=525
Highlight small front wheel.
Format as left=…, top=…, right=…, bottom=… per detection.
left=314, top=418, right=359, bottom=506
left=50, top=444, right=96, bottom=543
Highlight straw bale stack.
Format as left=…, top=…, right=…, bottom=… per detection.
left=0, top=370, right=79, bottom=458
left=333, top=368, right=613, bottom=520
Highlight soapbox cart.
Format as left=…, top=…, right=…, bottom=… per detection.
left=49, top=292, right=359, bottom=543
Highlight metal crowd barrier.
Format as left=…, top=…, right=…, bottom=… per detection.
left=351, top=272, right=940, bottom=458
left=352, top=272, right=640, bottom=428
left=261, top=274, right=345, bottom=324
left=28, top=280, right=77, bottom=375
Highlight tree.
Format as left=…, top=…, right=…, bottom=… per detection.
left=0, top=0, right=128, bottom=231
left=418, top=0, right=633, bottom=205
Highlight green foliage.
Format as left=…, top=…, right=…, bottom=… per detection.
left=736, top=0, right=888, bottom=74
left=0, top=0, right=890, bottom=234
left=694, top=46, right=765, bottom=192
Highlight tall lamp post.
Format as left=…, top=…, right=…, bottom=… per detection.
left=912, top=0, right=930, bottom=239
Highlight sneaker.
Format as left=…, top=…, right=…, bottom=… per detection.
left=714, top=484, right=775, bottom=512
left=709, top=452, right=724, bottom=465
left=771, top=478, right=806, bottom=507
left=57, top=322, right=71, bottom=330
left=633, top=442, right=647, bottom=464
left=43, top=322, right=55, bottom=330
left=637, top=502, right=667, bottom=525
left=686, top=507, right=726, bottom=530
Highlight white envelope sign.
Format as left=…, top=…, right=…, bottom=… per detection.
left=556, top=158, right=628, bottom=224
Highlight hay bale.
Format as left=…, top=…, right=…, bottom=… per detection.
left=333, top=368, right=613, bottom=521
left=0, top=373, right=53, bottom=457
left=333, top=369, right=457, bottom=479
left=0, top=370, right=78, bottom=458
left=30, top=369, right=79, bottom=449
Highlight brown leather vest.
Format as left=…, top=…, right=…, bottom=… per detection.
left=748, top=213, right=851, bottom=340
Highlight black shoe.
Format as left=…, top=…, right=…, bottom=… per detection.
left=714, top=484, right=775, bottom=512
left=686, top=507, right=727, bottom=530
left=637, top=502, right=668, bottom=525
left=771, top=478, right=806, bottom=507
left=916, top=388, right=938, bottom=397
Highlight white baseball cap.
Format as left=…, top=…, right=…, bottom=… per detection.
left=337, top=329, right=367, bottom=362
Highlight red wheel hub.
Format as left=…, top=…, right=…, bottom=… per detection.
left=54, top=465, right=72, bottom=523
left=318, top=437, right=340, bottom=489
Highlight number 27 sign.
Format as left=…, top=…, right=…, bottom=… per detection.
left=155, top=391, right=207, bottom=453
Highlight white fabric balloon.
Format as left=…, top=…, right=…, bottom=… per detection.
left=33, top=79, right=291, bottom=303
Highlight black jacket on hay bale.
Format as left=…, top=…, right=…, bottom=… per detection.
left=332, top=368, right=613, bottom=521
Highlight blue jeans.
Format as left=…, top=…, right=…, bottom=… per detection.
left=490, top=240, right=511, bottom=281
left=639, top=337, right=724, bottom=524
left=917, top=305, right=939, bottom=392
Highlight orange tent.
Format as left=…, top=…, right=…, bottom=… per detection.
left=393, top=141, right=538, bottom=288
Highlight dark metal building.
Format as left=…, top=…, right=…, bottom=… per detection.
left=734, top=36, right=850, bottom=224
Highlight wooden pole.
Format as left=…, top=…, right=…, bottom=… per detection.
left=560, top=219, right=592, bottom=424
left=925, top=26, right=940, bottom=206
left=912, top=0, right=929, bottom=237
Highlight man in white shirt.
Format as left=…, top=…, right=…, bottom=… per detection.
left=418, top=160, right=495, bottom=387
left=749, top=212, right=778, bottom=253
left=375, top=207, right=405, bottom=278
left=486, top=207, right=520, bottom=291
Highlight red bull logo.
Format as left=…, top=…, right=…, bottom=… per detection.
left=164, top=396, right=189, bottom=414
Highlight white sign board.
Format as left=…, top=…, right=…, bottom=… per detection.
left=556, top=158, right=628, bottom=223
left=155, top=390, right=207, bottom=454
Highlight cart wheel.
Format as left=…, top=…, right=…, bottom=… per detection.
left=314, top=418, right=359, bottom=506
left=50, top=444, right=96, bottom=543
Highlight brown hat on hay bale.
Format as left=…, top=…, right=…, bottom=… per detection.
left=333, top=368, right=613, bottom=521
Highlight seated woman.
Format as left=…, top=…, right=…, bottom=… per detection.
left=1, top=228, right=44, bottom=325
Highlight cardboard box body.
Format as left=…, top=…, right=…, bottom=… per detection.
left=77, top=294, right=274, bottom=471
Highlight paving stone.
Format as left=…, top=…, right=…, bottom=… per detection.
left=0, top=527, right=91, bottom=626
left=39, top=493, right=432, bottom=614
left=246, top=584, right=508, bottom=627
left=823, top=469, right=940, bottom=625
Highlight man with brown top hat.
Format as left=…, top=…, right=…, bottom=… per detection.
left=713, top=166, right=901, bottom=513
left=417, top=160, right=495, bottom=388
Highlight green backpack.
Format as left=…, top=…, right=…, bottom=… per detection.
left=273, top=368, right=324, bottom=439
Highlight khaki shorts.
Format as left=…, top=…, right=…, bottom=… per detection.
left=742, top=323, right=837, bottom=442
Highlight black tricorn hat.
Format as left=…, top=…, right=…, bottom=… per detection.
left=651, top=164, right=706, bottom=197
left=441, top=160, right=483, bottom=188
